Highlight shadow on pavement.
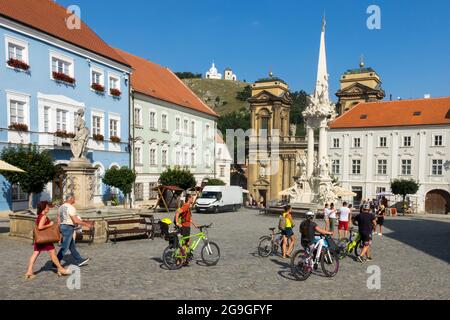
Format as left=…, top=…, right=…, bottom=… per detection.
left=385, top=218, right=450, bottom=264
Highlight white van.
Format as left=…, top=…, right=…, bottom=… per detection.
left=195, top=186, right=243, bottom=213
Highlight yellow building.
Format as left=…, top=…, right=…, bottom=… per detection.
left=336, top=60, right=385, bottom=115
left=247, top=77, right=307, bottom=206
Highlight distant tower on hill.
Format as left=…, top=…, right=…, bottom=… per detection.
left=224, top=67, right=237, bottom=81
left=205, top=62, right=222, bottom=80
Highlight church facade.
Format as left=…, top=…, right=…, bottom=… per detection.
left=205, top=63, right=237, bottom=81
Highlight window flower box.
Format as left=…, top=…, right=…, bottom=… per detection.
left=52, top=71, right=75, bottom=84
left=9, top=123, right=28, bottom=132
left=110, top=136, right=121, bottom=143
left=93, top=134, right=104, bottom=142
left=110, top=88, right=122, bottom=97
left=55, top=130, right=76, bottom=139
left=91, top=83, right=105, bottom=93
left=7, top=58, right=30, bottom=71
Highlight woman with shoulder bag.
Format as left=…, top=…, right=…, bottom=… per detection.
left=25, top=201, right=71, bottom=279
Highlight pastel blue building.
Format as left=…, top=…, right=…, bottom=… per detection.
left=0, top=0, right=131, bottom=213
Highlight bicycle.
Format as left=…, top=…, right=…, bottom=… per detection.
left=290, top=234, right=340, bottom=281
left=257, top=228, right=284, bottom=257
left=162, top=224, right=220, bottom=270
left=337, top=227, right=363, bottom=259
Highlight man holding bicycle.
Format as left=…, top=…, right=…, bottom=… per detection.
left=175, top=194, right=199, bottom=264
left=352, top=204, right=377, bottom=263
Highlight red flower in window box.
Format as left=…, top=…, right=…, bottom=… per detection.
left=9, top=123, right=28, bottom=132
left=91, top=83, right=105, bottom=93
left=52, top=71, right=75, bottom=84
left=55, top=130, right=76, bottom=139
left=110, top=136, right=121, bottom=143
left=93, top=134, right=104, bottom=142
left=110, top=88, right=122, bottom=97
left=7, top=58, right=30, bottom=71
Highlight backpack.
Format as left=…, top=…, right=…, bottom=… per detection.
left=278, top=214, right=286, bottom=231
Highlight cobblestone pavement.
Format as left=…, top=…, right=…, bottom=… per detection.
left=0, top=210, right=449, bottom=300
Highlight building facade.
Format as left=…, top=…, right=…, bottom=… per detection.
left=115, top=49, right=218, bottom=204
left=215, top=135, right=232, bottom=186
left=0, top=1, right=131, bottom=213
left=329, top=97, right=450, bottom=214
left=335, top=61, right=385, bottom=115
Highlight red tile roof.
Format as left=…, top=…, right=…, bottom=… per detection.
left=114, top=48, right=218, bottom=118
left=330, top=97, right=450, bottom=129
left=0, top=0, right=129, bottom=67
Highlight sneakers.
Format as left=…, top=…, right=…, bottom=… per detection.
left=367, top=256, right=373, bottom=262
left=356, top=256, right=365, bottom=263
left=77, top=258, right=91, bottom=267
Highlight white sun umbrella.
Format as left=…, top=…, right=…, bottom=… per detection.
left=0, top=160, right=25, bottom=173
left=333, top=186, right=357, bottom=197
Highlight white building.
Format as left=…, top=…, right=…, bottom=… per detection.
left=224, top=68, right=237, bottom=81
left=205, top=62, right=222, bottom=80
left=328, top=97, right=450, bottom=214
left=215, top=135, right=232, bottom=185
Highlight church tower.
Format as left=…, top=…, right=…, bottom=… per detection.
left=335, top=56, right=385, bottom=115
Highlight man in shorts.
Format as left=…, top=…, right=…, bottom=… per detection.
left=175, top=194, right=199, bottom=264
left=352, top=204, right=377, bottom=263
left=338, top=202, right=352, bottom=240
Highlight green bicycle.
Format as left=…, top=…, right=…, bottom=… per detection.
left=337, top=227, right=363, bottom=259
left=162, top=224, right=220, bottom=270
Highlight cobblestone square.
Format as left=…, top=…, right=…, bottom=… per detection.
left=0, top=209, right=449, bottom=300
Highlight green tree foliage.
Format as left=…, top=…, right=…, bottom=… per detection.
left=159, top=167, right=196, bottom=190
left=217, top=107, right=251, bottom=136
left=174, top=72, right=202, bottom=79
left=236, top=85, right=252, bottom=101
left=205, top=178, right=226, bottom=186
left=391, top=179, right=420, bottom=203
left=103, top=167, right=136, bottom=207
left=0, top=145, right=57, bottom=209
left=290, top=90, right=309, bottom=136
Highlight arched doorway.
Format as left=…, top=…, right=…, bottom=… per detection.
left=425, top=190, right=450, bottom=215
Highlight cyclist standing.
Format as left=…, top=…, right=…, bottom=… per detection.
left=282, top=205, right=296, bottom=259
left=352, top=204, right=377, bottom=263
left=300, top=212, right=333, bottom=252
left=175, top=194, right=199, bottom=264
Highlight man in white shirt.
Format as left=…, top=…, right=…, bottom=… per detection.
left=56, top=194, right=93, bottom=267
left=338, top=202, right=352, bottom=240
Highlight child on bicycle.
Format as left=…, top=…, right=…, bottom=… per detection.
left=175, top=194, right=199, bottom=264
left=300, top=212, right=333, bottom=253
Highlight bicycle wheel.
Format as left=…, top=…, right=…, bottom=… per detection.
left=354, top=240, right=363, bottom=257
left=290, top=250, right=312, bottom=281
left=257, top=236, right=273, bottom=257
left=201, top=241, right=221, bottom=266
left=337, top=238, right=349, bottom=260
left=162, top=246, right=183, bottom=270
left=320, top=249, right=340, bottom=277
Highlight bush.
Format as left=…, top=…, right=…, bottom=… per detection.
left=159, top=167, right=196, bottom=191
left=204, top=178, right=226, bottom=186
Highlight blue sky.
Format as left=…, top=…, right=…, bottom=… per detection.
left=59, top=0, right=450, bottom=101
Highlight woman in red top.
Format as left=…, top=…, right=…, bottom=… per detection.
left=25, top=201, right=71, bottom=279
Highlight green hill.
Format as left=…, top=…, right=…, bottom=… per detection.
left=183, top=79, right=251, bottom=116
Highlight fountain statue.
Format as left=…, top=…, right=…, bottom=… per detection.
left=71, top=108, right=90, bottom=161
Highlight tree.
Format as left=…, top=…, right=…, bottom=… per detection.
left=159, top=167, right=196, bottom=191
left=174, top=72, right=202, bottom=80
left=103, top=167, right=136, bottom=208
left=0, top=145, right=57, bottom=209
left=236, top=85, right=252, bottom=101
left=391, top=179, right=420, bottom=204
left=290, top=90, right=309, bottom=136
left=205, top=178, right=226, bottom=186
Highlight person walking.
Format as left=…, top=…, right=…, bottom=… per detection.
left=329, top=203, right=337, bottom=237
left=323, top=203, right=330, bottom=231
left=338, top=202, right=352, bottom=240
left=352, top=203, right=377, bottom=263
left=56, top=195, right=92, bottom=267
left=25, top=201, right=71, bottom=279
left=281, top=205, right=296, bottom=259
left=375, top=204, right=386, bottom=236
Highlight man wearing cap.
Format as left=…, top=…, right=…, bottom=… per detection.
left=352, top=204, right=377, bottom=263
